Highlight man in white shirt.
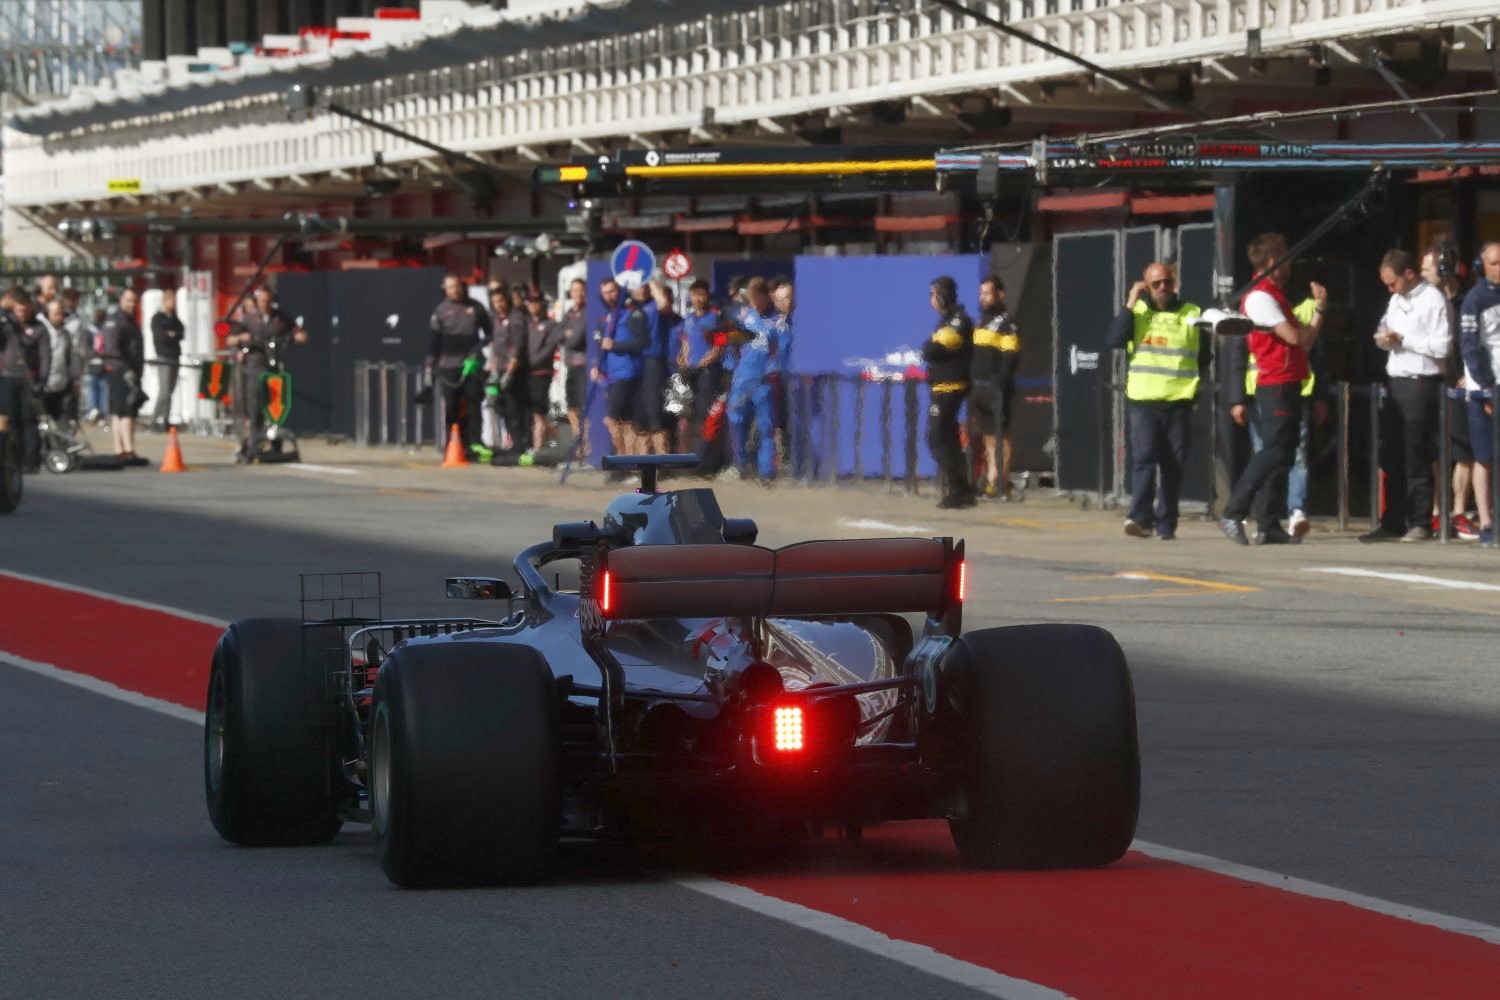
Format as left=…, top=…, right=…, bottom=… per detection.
left=1373, top=248, right=1452, bottom=542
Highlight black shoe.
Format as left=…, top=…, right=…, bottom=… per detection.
left=937, top=490, right=977, bottom=510
left=1219, top=518, right=1249, bottom=546
left=1157, top=530, right=1176, bottom=541
left=1256, top=525, right=1298, bottom=545
left=1358, top=527, right=1400, bottom=543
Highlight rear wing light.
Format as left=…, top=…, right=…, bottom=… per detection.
left=594, top=537, right=961, bottom=620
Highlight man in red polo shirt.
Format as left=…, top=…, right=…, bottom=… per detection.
left=1221, top=232, right=1329, bottom=545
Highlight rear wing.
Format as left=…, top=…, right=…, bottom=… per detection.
left=595, top=537, right=963, bottom=620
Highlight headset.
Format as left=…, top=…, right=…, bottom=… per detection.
left=1431, top=242, right=1459, bottom=280
left=931, top=276, right=958, bottom=311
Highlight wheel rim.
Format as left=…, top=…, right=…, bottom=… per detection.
left=206, top=671, right=227, bottom=796
left=44, top=451, right=70, bottom=474
left=370, top=704, right=392, bottom=836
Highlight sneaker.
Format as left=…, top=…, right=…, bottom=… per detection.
left=1480, top=526, right=1496, bottom=547
left=1401, top=525, right=1433, bottom=542
left=1288, top=509, right=1310, bottom=539
left=1157, top=530, right=1176, bottom=541
left=1123, top=519, right=1151, bottom=538
left=1452, top=514, right=1480, bottom=540
left=1219, top=518, right=1249, bottom=546
left=1256, top=524, right=1298, bottom=545
left=983, top=482, right=999, bottom=499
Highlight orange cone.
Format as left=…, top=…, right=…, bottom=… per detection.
left=441, top=423, right=468, bottom=468
left=160, top=427, right=187, bottom=473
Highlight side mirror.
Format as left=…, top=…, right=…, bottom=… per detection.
left=446, top=577, right=514, bottom=601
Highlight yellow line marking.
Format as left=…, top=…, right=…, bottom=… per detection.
left=1004, top=517, right=1050, bottom=529
left=626, top=159, right=935, bottom=178
left=1046, top=570, right=1260, bottom=603
left=1121, top=571, right=1260, bottom=594
left=1048, top=589, right=1203, bottom=603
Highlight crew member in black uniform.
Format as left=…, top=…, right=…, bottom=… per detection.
left=230, top=285, right=307, bottom=460
left=970, top=275, right=1021, bottom=500
left=0, top=299, right=37, bottom=488
left=427, top=274, right=491, bottom=455
left=923, top=276, right=976, bottom=509
left=99, top=288, right=148, bottom=465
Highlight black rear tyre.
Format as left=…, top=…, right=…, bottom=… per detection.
left=947, top=624, right=1139, bottom=869
left=0, top=431, right=22, bottom=513
left=205, top=618, right=344, bottom=845
left=370, top=640, right=560, bottom=888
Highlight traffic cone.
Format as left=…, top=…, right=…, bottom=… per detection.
left=441, top=423, right=468, bottom=468
left=160, top=427, right=187, bottom=473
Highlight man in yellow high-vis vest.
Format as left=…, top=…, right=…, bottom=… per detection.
left=1107, top=262, right=1207, bottom=540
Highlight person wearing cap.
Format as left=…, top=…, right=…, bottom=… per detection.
left=524, top=288, right=564, bottom=454
left=923, top=276, right=976, bottom=509
left=594, top=277, right=646, bottom=459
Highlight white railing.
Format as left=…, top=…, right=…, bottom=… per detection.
left=4, top=0, right=1495, bottom=208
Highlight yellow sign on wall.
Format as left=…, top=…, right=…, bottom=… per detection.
left=107, top=178, right=142, bottom=194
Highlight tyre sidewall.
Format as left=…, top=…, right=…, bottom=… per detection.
left=372, top=640, right=560, bottom=888
left=948, top=623, right=1140, bottom=869
left=204, top=618, right=343, bottom=845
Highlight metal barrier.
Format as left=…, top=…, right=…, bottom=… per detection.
left=353, top=361, right=436, bottom=449
left=142, top=356, right=234, bottom=438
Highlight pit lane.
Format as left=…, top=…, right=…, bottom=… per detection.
left=3, top=449, right=1498, bottom=999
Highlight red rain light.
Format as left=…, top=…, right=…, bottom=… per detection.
left=773, top=706, right=804, bottom=752
left=956, top=560, right=967, bottom=603
left=599, top=569, right=612, bottom=615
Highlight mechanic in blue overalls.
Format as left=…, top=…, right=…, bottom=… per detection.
left=727, top=277, right=783, bottom=480
left=675, top=279, right=720, bottom=451
left=592, top=277, right=643, bottom=458
left=637, top=279, right=675, bottom=455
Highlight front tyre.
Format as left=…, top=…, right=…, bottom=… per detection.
left=947, top=624, right=1139, bottom=869
left=370, top=641, right=560, bottom=888
left=205, top=618, right=344, bottom=845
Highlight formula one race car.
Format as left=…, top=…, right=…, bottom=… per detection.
left=205, top=455, right=1139, bottom=887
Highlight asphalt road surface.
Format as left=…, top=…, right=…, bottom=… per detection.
left=3, top=449, right=1498, bottom=999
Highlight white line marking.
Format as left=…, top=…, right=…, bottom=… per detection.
left=0, top=568, right=229, bottom=627
left=1304, top=566, right=1500, bottom=594
left=674, top=876, right=1073, bottom=1000
left=838, top=517, right=933, bottom=534
left=279, top=463, right=361, bottom=476
left=1, top=651, right=204, bottom=725
left=10, top=576, right=1500, bottom=965
left=1133, top=840, right=1500, bottom=945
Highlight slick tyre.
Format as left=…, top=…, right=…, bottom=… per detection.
left=0, top=431, right=22, bottom=513
left=948, top=624, right=1139, bottom=869
left=370, top=641, right=560, bottom=888
left=205, top=618, right=344, bottom=845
